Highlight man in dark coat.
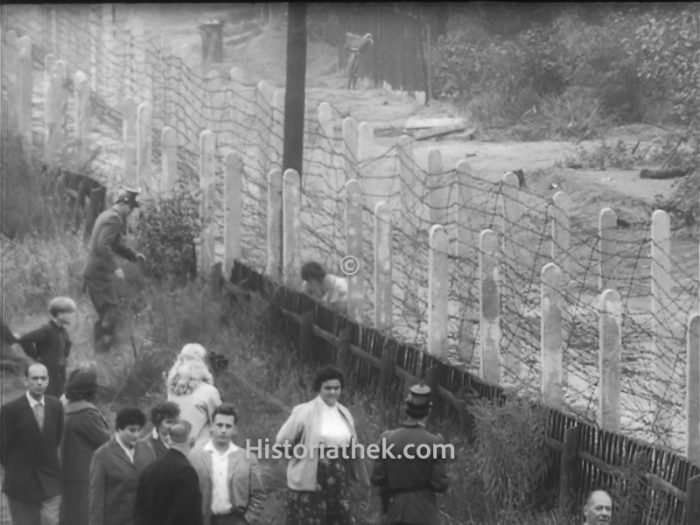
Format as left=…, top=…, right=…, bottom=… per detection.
left=370, top=383, right=450, bottom=525
left=0, top=363, right=65, bottom=525
left=83, top=188, right=145, bottom=352
left=134, top=401, right=181, bottom=468
left=135, top=419, right=204, bottom=525
left=18, top=296, right=76, bottom=397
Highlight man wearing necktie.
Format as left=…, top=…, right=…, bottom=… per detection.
left=89, top=407, right=148, bottom=525
left=0, top=363, right=65, bottom=525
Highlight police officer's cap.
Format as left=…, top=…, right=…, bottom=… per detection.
left=115, top=187, right=141, bottom=208
left=405, top=381, right=432, bottom=419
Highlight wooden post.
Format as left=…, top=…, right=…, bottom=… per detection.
left=479, top=229, right=501, bottom=384
left=224, top=152, right=243, bottom=277
left=357, top=121, right=374, bottom=162
left=599, top=208, right=617, bottom=292
left=204, top=70, right=224, bottom=133
left=429, top=224, right=449, bottom=359
left=651, top=209, right=673, bottom=440
left=17, top=36, right=32, bottom=161
left=300, top=310, right=314, bottom=364
left=137, top=102, right=153, bottom=192
left=687, top=313, right=700, bottom=464
left=271, top=89, right=285, bottom=170
left=199, top=130, right=217, bottom=277
left=541, top=262, right=564, bottom=410
left=552, top=191, right=571, bottom=277
left=283, top=169, right=302, bottom=289
left=337, top=327, right=351, bottom=371
left=599, top=289, right=622, bottom=432
left=374, top=201, right=393, bottom=333
left=74, top=71, right=91, bottom=169
left=378, top=342, right=397, bottom=397
left=688, top=475, right=700, bottom=525
left=345, top=179, right=364, bottom=324
left=425, top=365, right=441, bottom=425
left=342, top=117, right=359, bottom=181
left=428, top=149, right=448, bottom=226
left=84, top=186, right=106, bottom=240
left=161, top=127, right=177, bottom=195
left=45, top=59, right=68, bottom=168
left=122, top=97, right=138, bottom=187
left=559, top=426, right=582, bottom=515
left=209, top=262, right=224, bottom=298
left=266, top=168, right=283, bottom=280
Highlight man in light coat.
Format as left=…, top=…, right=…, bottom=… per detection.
left=189, top=404, right=266, bottom=525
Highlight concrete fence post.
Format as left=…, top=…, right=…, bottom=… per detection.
left=45, top=59, right=68, bottom=168
left=266, top=168, right=283, bottom=281
left=374, top=201, right=393, bottom=333
left=345, top=179, right=364, bottom=324
left=552, top=191, right=571, bottom=277
left=122, top=97, right=138, bottom=187
left=428, top=149, right=448, bottom=226
left=255, top=80, right=273, bottom=179
left=599, top=207, right=617, bottom=292
left=429, top=224, right=449, bottom=359
left=456, top=160, right=476, bottom=362
left=479, top=229, right=501, bottom=384
left=224, top=152, right=243, bottom=277
left=74, top=71, right=92, bottom=169
left=283, top=169, right=302, bottom=289
left=342, top=117, right=359, bottom=182
left=599, top=289, right=622, bottom=432
left=358, top=121, right=374, bottom=162
left=687, top=313, right=700, bottom=464
left=271, top=89, right=285, bottom=170
left=136, top=102, right=153, bottom=192
left=198, top=130, right=217, bottom=276
left=398, top=135, right=419, bottom=236
left=541, top=262, right=564, bottom=410
left=161, top=127, right=177, bottom=195
left=17, top=35, right=32, bottom=160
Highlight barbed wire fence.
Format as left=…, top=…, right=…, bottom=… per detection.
left=3, top=5, right=699, bottom=456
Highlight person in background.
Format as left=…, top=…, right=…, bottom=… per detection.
left=189, top=403, right=266, bottom=525
left=83, top=188, right=146, bottom=352
left=583, top=490, right=613, bottom=525
left=89, top=407, right=148, bottom=525
left=300, top=261, right=348, bottom=313
left=18, top=296, right=76, bottom=398
left=135, top=420, right=203, bottom=525
left=275, top=366, right=369, bottom=525
left=167, top=357, right=222, bottom=447
left=165, top=343, right=209, bottom=390
left=59, top=368, right=110, bottom=525
left=0, top=363, right=64, bottom=525
left=370, top=382, right=450, bottom=525
left=135, top=401, right=181, bottom=467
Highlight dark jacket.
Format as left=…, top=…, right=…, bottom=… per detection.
left=370, top=420, right=450, bottom=525
left=89, top=435, right=149, bottom=525
left=0, top=393, right=64, bottom=501
left=83, top=208, right=137, bottom=280
left=134, top=431, right=169, bottom=469
left=19, top=320, right=71, bottom=397
left=135, top=448, right=204, bottom=525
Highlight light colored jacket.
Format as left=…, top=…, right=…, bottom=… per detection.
left=275, top=396, right=368, bottom=491
left=189, top=444, right=266, bottom=525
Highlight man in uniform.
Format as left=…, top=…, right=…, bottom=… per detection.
left=83, top=188, right=145, bottom=352
left=370, top=382, right=450, bottom=525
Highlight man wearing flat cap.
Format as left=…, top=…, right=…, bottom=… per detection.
left=370, top=382, right=450, bottom=525
left=83, top=188, right=146, bottom=352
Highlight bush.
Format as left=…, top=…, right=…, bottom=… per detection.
left=134, top=193, right=198, bottom=284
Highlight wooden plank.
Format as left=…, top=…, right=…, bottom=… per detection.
left=687, top=474, right=700, bottom=525
left=559, top=425, right=582, bottom=514
left=299, top=310, right=314, bottom=364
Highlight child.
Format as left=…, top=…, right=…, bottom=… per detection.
left=19, top=296, right=76, bottom=398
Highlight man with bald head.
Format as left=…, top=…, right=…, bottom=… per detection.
left=0, top=363, right=65, bottom=525
left=135, top=419, right=203, bottom=525
left=584, top=490, right=613, bottom=524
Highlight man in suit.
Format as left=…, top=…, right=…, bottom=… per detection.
left=370, top=382, right=450, bottom=525
left=82, top=188, right=146, bottom=352
left=89, top=407, right=148, bottom=525
left=0, top=363, right=64, bottom=525
left=134, top=401, right=181, bottom=467
left=584, top=490, right=613, bottom=524
left=189, top=404, right=266, bottom=525
left=135, top=419, right=203, bottom=525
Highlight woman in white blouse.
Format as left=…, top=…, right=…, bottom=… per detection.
left=275, top=366, right=368, bottom=524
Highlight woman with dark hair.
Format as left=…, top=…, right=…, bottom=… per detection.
left=275, top=366, right=369, bottom=524
left=59, top=367, right=110, bottom=525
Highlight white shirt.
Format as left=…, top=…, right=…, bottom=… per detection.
left=26, top=391, right=45, bottom=409
left=115, top=433, right=135, bottom=463
left=322, top=274, right=348, bottom=305
left=204, top=440, right=239, bottom=515
left=318, top=401, right=352, bottom=447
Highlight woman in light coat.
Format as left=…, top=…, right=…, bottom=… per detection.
left=275, top=366, right=369, bottom=525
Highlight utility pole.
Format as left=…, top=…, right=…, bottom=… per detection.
left=282, top=2, right=307, bottom=178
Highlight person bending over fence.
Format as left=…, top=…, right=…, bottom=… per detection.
left=301, top=261, right=348, bottom=313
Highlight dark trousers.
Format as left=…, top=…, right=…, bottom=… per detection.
left=211, top=513, right=248, bottom=525
left=7, top=494, right=61, bottom=525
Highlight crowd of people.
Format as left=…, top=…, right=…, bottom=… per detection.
left=0, top=189, right=616, bottom=524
